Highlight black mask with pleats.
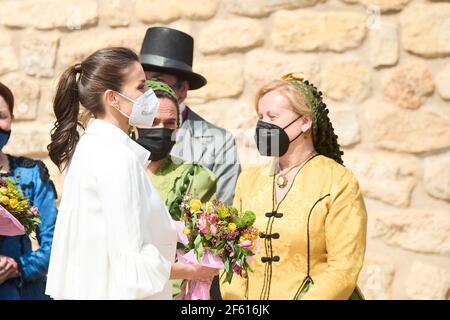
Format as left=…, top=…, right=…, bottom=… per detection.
left=254, top=117, right=303, bottom=157
left=133, top=128, right=176, bottom=161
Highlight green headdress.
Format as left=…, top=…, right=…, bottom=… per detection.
left=146, top=78, right=180, bottom=126
left=146, top=79, right=178, bottom=102
left=282, top=72, right=344, bottom=165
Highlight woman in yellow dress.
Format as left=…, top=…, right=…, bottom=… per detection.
left=220, top=73, right=367, bottom=300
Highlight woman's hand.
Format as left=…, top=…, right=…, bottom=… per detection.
left=170, top=262, right=219, bottom=283
left=0, top=255, right=20, bottom=285
left=187, top=264, right=220, bottom=283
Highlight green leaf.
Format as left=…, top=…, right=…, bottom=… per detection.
left=194, top=234, right=203, bottom=261
left=231, top=210, right=256, bottom=229
left=224, top=259, right=230, bottom=274
left=197, top=242, right=204, bottom=261
left=194, top=233, right=201, bottom=247
left=225, top=271, right=234, bottom=284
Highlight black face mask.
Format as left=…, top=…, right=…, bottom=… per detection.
left=0, top=128, right=11, bottom=150
left=134, top=128, right=176, bottom=161
left=254, top=117, right=303, bottom=157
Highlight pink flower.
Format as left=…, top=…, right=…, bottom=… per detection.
left=196, top=215, right=209, bottom=234
left=226, top=231, right=239, bottom=240
left=246, top=238, right=261, bottom=263
left=239, top=240, right=252, bottom=248
left=251, top=237, right=260, bottom=254
left=174, top=221, right=189, bottom=245
left=225, top=243, right=235, bottom=257
left=210, top=224, right=218, bottom=235
left=232, top=261, right=242, bottom=275
left=207, top=214, right=219, bottom=224
left=30, top=206, right=39, bottom=216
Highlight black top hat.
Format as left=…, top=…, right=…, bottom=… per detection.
left=140, top=27, right=207, bottom=90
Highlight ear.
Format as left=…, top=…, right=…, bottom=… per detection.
left=103, top=89, right=119, bottom=109
left=183, top=80, right=190, bottom=91
left=177, top=80, right=189, bottom=102
left=300, top=114, right=313, bottom=133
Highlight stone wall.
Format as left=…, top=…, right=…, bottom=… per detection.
left=0, top=0, right=449, bottom=299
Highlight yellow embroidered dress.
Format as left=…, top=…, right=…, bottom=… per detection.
left=220, top=155, right=367, bottom=300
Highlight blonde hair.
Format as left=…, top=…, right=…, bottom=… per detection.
left=255, top=80, right=311, bottom=116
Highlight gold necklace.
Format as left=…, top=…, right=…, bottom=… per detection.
left=276, top=151, right=317, bottom=188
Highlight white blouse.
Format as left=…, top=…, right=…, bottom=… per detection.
left=46, top=119, right=177, bottom=300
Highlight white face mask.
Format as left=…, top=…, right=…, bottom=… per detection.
left=114, top=89, right=159, bottom=128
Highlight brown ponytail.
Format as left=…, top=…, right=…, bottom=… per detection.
left=48, top=65, right=81, bottom=171
left=48, top=47, right=139, bottom=171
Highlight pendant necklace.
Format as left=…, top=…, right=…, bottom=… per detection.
left=276, top=150, right=317, bottom=188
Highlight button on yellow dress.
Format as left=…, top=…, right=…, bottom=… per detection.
left=220, top=155, right=367, bottom=300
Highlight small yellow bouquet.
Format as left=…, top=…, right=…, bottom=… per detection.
left=0, top=177, right=41, bottom=237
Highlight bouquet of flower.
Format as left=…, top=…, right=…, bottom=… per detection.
left=175, top=194, right=259, bottom=300
left=0, top=176, right=41, bottom=237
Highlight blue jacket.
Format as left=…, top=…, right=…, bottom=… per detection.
left=0, top=155, right=58, bottom=300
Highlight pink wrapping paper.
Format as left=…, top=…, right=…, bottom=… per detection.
left=176, top=249, right=224, bottom=300
left=0, top=204, right=25, bottom=236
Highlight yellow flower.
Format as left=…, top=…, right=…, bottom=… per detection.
left=0, top=195, right=9, bottom=205
left=282, top=72, right=305, bottom=82
left=239, top=233, right=252, bottom=243
left=183, top=227, right=191, bottom=235
left=0, top=187, right=7, bottom=194
left=228, top=223, right=237, bottom=232
left=205, top=202, right=214, bottom=214
left=9, top=198, right=19, bottom=209
left=218, top=204, right=229, bottom=219
left=189, top=199, right=202, bottom=213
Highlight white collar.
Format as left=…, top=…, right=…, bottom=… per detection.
left=85, top=118, right=150, bottom=166
left=179, top=102, right=186, bottom=115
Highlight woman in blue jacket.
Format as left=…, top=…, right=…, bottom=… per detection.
left=0, top=82, right=58, bottom=300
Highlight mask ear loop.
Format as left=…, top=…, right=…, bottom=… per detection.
left=115, top=91, right=136, bottom=104
left=110, top=91, right=135, bottom=119
left=289, top=130, right=304, bottom=143
left=283, top=115, right=304, bottom=143
left=282, top=115, right=302, bottom=130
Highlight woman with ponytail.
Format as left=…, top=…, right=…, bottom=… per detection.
left=0, top=82, right=57, bottom=300
left=45, top=47, right=218, bottom=300
left=220, top=73, right=367, bottom=300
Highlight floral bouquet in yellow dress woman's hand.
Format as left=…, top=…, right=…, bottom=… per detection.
left=175, top=194, right=260, bottom=300
left=0, top=177, right=41, bottom=237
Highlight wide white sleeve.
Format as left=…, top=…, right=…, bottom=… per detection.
left=96, top=151, right=172, bottom=299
